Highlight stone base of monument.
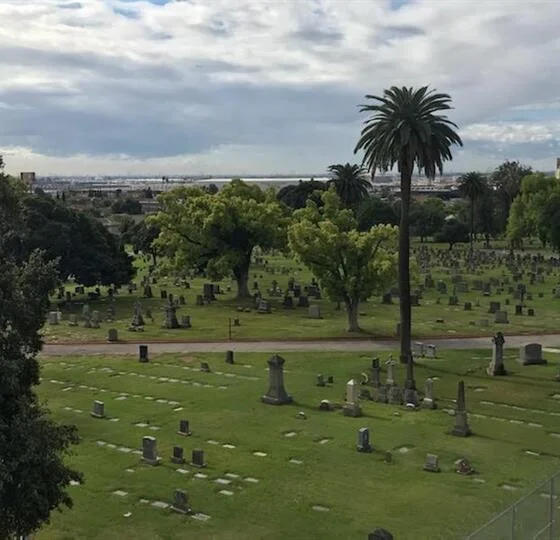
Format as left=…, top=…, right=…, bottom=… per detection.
left=342, top=403, right=362, bottom=417
left=261, top=394, right=293, bottom=405
left=486, top=363, right=508, bottom=376
left=422, top=397, right=437, bottom=410
left=451, top=413, right=472, bottom=437
left=142, top=457, right=161, bottom=466
left=171, top=504, right=191, bottom=515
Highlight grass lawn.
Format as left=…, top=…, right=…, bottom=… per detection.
left=42, top=245, right=560, bottom=343
left=37, top=348, right=560, bottom=539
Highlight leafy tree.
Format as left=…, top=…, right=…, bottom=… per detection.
left=276, top=179, right=328, bottom=210
left=152, top=179, right=287, bottom=298
left=458, top=171, right=487, bottom=255
left=123, top=219, right=162, bottom=265
left=475, top=185, right=500, bottom=247
left=0, top=170, right=82, bottom=538
left=289, top=188, right=397, bottom=332
left=507, top=173, right=558, bottom=248
left=111, top=197, right=142, bottom=215
left=409, top=197, right=446, bottom=242
left=491, top=160, right=532, bottom=232
left=21, top=193, right=134, bottom=286
left=435, top=217, right=469, bottom=249
left=205, top=183, right=219, bottom=195
left=354, top=86, right=462, bottom=365
left=327, top=163, right=372, bottom=208
left=354, top=195, right=398, bottom=231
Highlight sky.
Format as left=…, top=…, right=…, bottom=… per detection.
left=1, top=0, right=560, bottom=176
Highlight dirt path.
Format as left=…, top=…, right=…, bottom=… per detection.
left=39, top=334, right=560, bottom=356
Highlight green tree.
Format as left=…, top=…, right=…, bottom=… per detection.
left=458, top=171, right=487, bottom=255
left=22, top=193, right=134, bottom=286
left=123, top=219, right=162, bottom=265
left=151, top=179, right=287, bottom=298
left=354, top=195, right=398, bottom=231
left=409, top=197, right=446, bottom=242
left=327, top=163, right=372, bottom=208
left=475, top=185, right=500, bottom=247
left=491, top=160, right=532, bottom=232
left=276, top=179, right=328, bottom=210
left=354, top=86, right=462, bottom=365
left=0, top=169, right=82, bottom=538
left=289, top=188, right=398, bottom=332
left=435, top=217, right=469, bottom=249
left=111, top=197, right=142, bottom=215
left=506, top=173, right=558, bottom=248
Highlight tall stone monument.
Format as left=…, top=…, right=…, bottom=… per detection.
left=451, top=380, right=472, bottom=437
left=487, top=332, right=507, bottom=376
left=261, top=354, right=293, bottom=405
left=343, top=379, right=362, bottom=417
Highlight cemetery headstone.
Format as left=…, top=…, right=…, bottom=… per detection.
left=261, top=354, right=293, bottom=405
left=357, top=427, right=372, bottom=453
left=139, top=345, right=149, bottom=363
left=171, top=489, right=191, bottom=514
left=107, top=328, right=118, bottom=342
left=368, top=529, right=394, bottom=540
left=423, top=453, right=441, bottom=472
left=316, top=374, right=326, bottom=387
left=519, top=343, right=546, bottom=365
left=422, top=378, right=436, bottom=409
left=343, top=379, right=362, bottom=417
left=370, top=358, right=381, bottom=388
left=451, top=380, right=471, bottom=437
left=171, top=446, right=185, bottom=464
left=308, top=305, right=321, bottom=319
left=191, top=449, right=206, bottom=468
left=200, top=362, right=211, bottom=373
left=487, top=332, right=507, bottom=376
left=226, top=350, right=234, bottom=364
left=178, top=420, right=192, bottom=436
left=91, top=400, right=105, bottom=418
left=494, top=310, right=509, bottom=324
left=142, top=436, right=160, bottom=465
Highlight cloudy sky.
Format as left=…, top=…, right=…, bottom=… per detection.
left=1, top=0, right=560, bottom=176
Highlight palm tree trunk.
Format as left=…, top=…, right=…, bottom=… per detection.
left=399, top=164, right=412, bottom=365
left=470, top=198, right=474, bottom=258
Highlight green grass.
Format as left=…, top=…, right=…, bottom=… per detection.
left=43, top=245, right=560, bottom=343
left=37, top=349, right=560, bottom=539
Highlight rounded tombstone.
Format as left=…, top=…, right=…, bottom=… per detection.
left=368, top=529, right=394, bottom=540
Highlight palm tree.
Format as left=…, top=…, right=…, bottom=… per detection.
left=327, top=163, right=372, bottom=207
left=458, top=171, right=487, bottom=256
left=354, top=86, right=462, bottom=370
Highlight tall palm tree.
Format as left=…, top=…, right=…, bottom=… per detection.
left=327, top=163, right=372, bottom=208
left=354, top=86, right=462, bottom=371
left=458, top=171, right=487, bottom=256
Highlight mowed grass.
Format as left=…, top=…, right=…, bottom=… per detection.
left=42, top=247, right=560, bottom=343
left=36, top=349, right=560, bottom=540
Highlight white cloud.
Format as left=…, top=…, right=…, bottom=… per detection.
left=1, top=0, right=560, bottom=175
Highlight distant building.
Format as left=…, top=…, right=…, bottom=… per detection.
left=20, top=171, right=36, bottom=191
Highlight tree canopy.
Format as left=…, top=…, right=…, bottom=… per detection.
left=276, top=178, right=328, bottom=210
left=21, top=192, right=134, bottom=286
left=327, top=163, right=372, bottom=208
left=289, top=188, right=398, bottom=332
left=151, top=179, right=287, bottom=298
left=0, top=168, right=82, bottom=537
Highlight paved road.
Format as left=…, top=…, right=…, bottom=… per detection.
left=40, top=334, right=560, bottom=356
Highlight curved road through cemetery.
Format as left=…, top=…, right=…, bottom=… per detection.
left=40, top=334, right=560, bottom=356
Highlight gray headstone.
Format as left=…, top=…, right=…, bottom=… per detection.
left=343, top=379, right=362, bottom=417
left=171, top=488, right=190, bottom=514
left=519, top=343, right=546, bottom=365
left=451, top=380, right=471, bottom=437
left=316, top=374, right=326, bottom=387
left=262, top=354, right=293, bottom=405
left=226, top=350, right=234, bottom=364
left=171, top=446, right=185, bottom=464
left=308, top=305, right=321, bottom=319
left=178, top=420, right=191, bottom=436
left=142, top=436, right=160, bottom=465
left=139, top=345, right=149, bottom=363
left=357, top=427, right=372, bottom=453
left=423, top=453, right=440, bottom=472
left=191, top=448, right=206, bottom=468
left=91, top=400, right=105, bottom=418
left=494, top=310, right=509, bottom=324
left=107, top=328, right=118, bottom=342
left=422, top=378, right=436, bottom=409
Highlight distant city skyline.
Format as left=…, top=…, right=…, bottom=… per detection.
left=2, top=1, right=560, bottom=176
